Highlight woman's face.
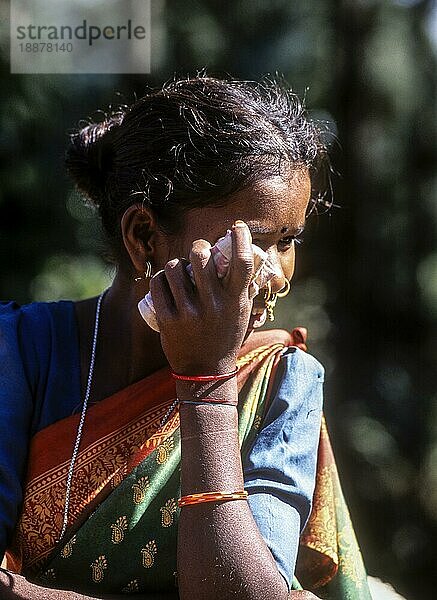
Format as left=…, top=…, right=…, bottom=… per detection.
left=153, top=167, right=312, bottom=307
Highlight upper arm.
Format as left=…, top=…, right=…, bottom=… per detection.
left=243, top=348, right=324, bottom=588
left=0, top=304, right=34, bottom=556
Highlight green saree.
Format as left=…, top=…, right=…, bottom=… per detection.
left=7, top=333, right=371, bottom=598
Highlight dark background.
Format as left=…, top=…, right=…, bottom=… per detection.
left=1, top=1, right=436, bottom=598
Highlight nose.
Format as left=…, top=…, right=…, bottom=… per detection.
left=267, top=247, right=293, bottom=295
left=269, top=272, right=289, bottom=295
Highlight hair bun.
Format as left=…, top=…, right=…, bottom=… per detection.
left=65, top=112, right=124, bottom=207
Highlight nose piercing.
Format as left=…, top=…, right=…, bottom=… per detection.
left=276, top=279, right=291, bottom=298
left=264, top=279, right=291, bottom=322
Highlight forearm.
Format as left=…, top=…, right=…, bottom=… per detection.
left=0, top=569, right=178, bottom=600
left=0, top=569, right=95, bottom=600
left=176, top=378, right=289, bottom=600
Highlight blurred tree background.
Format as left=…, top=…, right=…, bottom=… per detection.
left=0, top=0, right=436, bottom=598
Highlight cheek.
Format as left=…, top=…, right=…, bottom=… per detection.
left=152, top=233, right=188, bottom=270
left=280, top=247, right=296, bottom=279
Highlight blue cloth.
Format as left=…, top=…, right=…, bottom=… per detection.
left=0, top=300, right=323, bottom=589
left=244, top=346, right=324, bottom=587
left=0, top=301, right=81, bottom=561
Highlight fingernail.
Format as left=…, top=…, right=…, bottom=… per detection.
left=233, top=220, right=246, bottom=227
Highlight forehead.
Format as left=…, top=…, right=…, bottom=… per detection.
left=185, top=168, right=311, bottom=240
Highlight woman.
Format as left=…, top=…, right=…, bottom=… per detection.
left=0, top=76, right=371, bottom=599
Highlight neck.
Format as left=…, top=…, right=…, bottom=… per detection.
left=91, top=268, right=168, bottom=400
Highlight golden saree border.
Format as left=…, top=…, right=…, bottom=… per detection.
left=296, top=417, right=339, bottom=588
left=296, top=415, right=371, bottom=598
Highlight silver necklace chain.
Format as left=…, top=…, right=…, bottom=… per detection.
left=159, top=398, right=179, bottom=428
left=57, top=289, right=178, bottom=543
left=58, top=290, right=105, bottom=542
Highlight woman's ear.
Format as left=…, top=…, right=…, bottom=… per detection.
left=120, top=204, right=157, bottom=272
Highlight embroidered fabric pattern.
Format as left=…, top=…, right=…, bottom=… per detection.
left=8, top=402, right=180, bottom=574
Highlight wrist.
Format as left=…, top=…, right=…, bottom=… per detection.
left=172, top=366, right=238, bottom=384
left=169, top=355, right=238, bottom=377
left=176, top=376, right=238, bottom=402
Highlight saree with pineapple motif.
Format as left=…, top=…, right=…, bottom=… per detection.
left=6, top=330, right=371, bottom=599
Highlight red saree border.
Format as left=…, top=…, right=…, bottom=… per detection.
left=26, top=365, right=176, bottom=482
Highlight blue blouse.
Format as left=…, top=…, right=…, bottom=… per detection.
left=0, top=300, right=324, bottom=589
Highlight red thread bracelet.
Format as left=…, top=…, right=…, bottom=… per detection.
left=171, top=366, right=239, bottom=382
left=178, top=397, right=238, bottom=407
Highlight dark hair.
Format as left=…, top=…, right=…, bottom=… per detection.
left=66, top=75, right=328, bottom=262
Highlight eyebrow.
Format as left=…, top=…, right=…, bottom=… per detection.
left=248, top=224, right=305, bottom=236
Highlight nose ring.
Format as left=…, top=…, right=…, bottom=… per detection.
left=276, top=279, right=291, bottom=298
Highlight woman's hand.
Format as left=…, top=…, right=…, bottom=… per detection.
left=150, top=221, right=254, bottom=375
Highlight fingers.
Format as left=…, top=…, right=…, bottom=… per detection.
left=149, top=269, right=176, bottom=325
left=226, top=220, right=254, bottom=292
left=151, top=223, right=253, bottom=327
left=189, top=240, right=220, bottom=300
left=151, top=242, right=219, bottom=325
left=163, top=258, right=195, bottom=311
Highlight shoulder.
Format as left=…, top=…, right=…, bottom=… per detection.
left=278, top=346, right=325, bottom=388
left=246, top=347, right=324, bottom=456
left=0, top=300, right=76, bottom=384
left=243, top=347, right=325, bottom=588
left=248, top=347, right=324, bottom=465
left=0, top=298, right=76, bottom=318
left=0, top=300, right=80, bottom=555
left=242, top=329, right=325, bottom=384
left=271, top=347, right=324, bottom=412
left=0, top=299, right=82, bottom=432
left=0, top=299, right=75, bottom=333
left=280, top=346, right=324, bottom=377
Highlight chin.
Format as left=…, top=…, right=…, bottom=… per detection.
left=242, top=327, right=254, bottom=345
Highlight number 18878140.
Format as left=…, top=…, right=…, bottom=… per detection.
left=18, top=42, right=73, bottom=52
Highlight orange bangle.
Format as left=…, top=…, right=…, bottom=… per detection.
left=178, top=490, right=248, bottom=507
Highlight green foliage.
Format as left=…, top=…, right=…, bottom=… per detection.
left=30, top=253, right=114, bottom=301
